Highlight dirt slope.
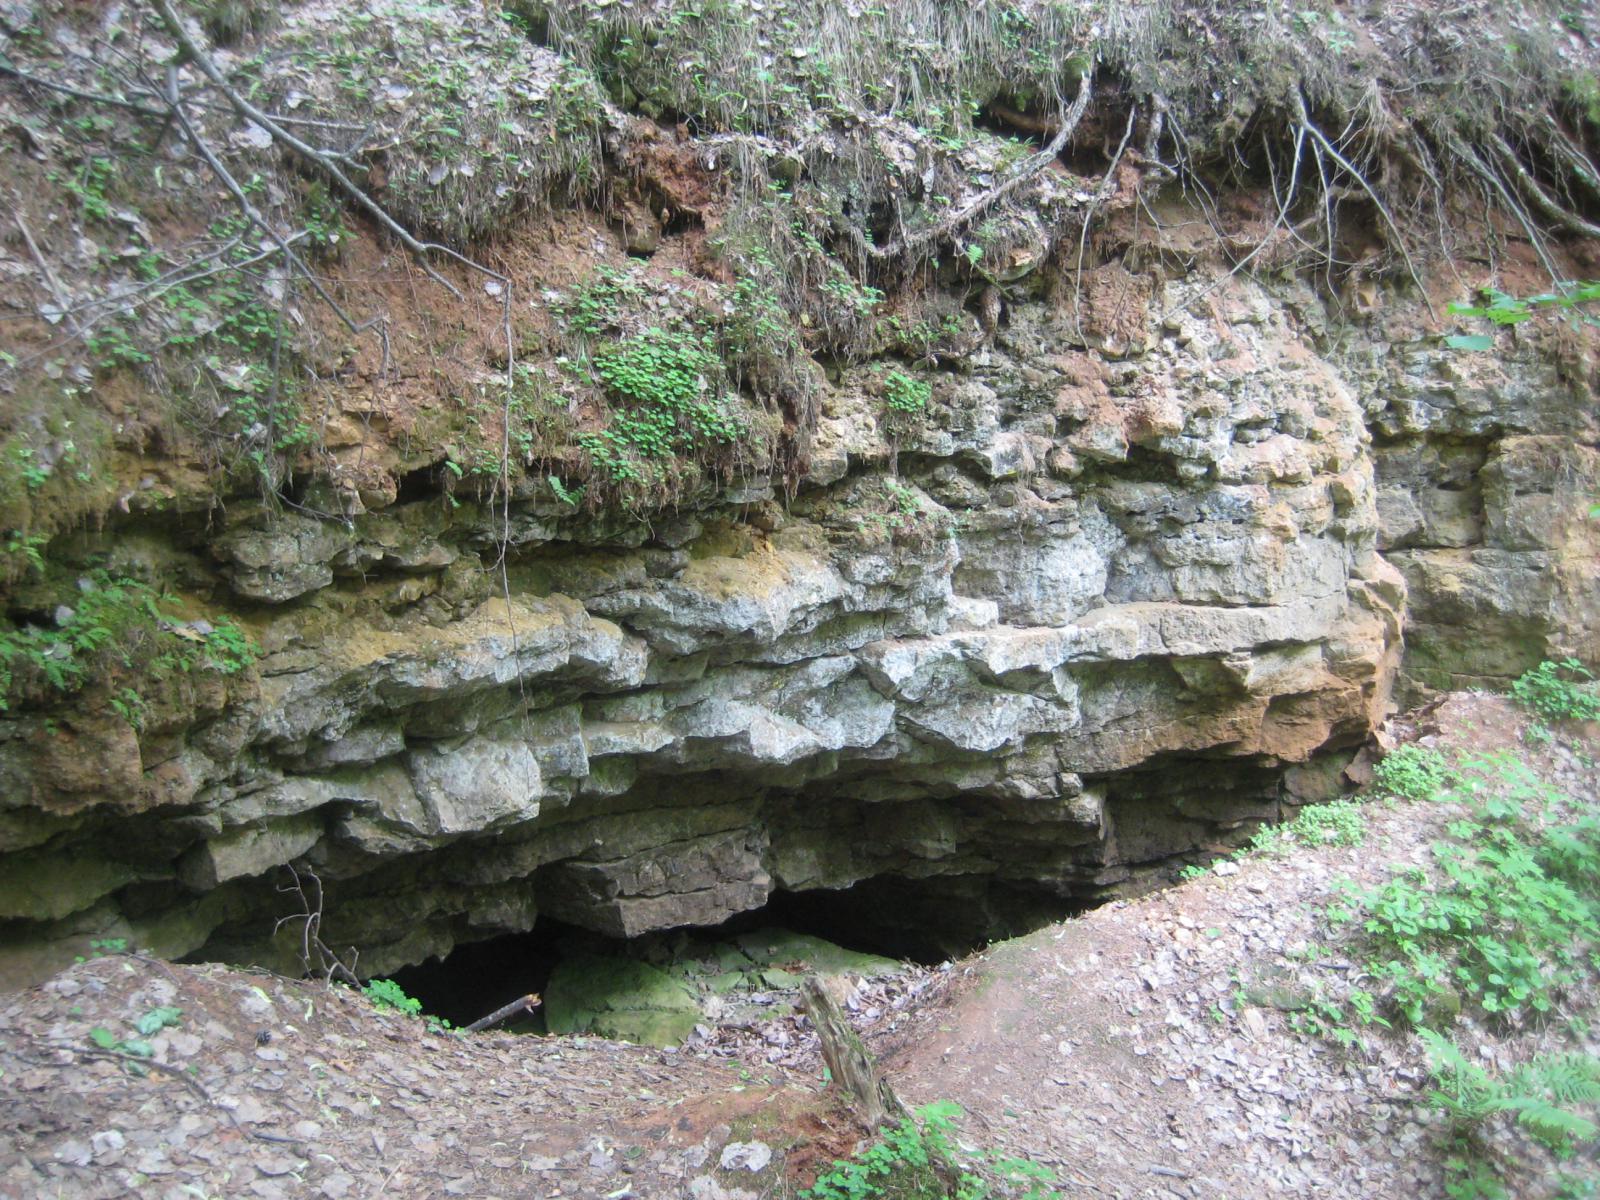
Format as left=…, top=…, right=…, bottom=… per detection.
left=887, top=694, right=1600, bottom=1198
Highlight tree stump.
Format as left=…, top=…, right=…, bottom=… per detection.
left=800, top=976, right=910, bottom=1131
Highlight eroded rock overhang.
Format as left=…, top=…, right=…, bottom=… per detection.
left=0, top=275, right=1407, bottom=984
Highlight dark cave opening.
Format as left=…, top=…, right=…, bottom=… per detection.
left=387, top=875, right=1079, bottom=1030
left=387, top=917, right=588, bottom=1029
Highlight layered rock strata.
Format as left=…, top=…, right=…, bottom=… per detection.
left=1, top=272, right=1417, bottom=984
left=1351, top=337, right=1600, bottom=697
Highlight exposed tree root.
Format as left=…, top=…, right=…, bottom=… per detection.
left=850, top=70, right=1093, bottom=265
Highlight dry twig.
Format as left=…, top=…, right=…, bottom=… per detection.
left=463, top=993, right=543, bottom=1034
left=274, top=863, right=361, bottom=987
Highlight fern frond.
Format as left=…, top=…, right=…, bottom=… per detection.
left=1510, top=1053, right=1600, bottom=1104
left=1419, top=1027, right=1476, bottom=1075
left=1500, top=1097, right=1598, bottom=1150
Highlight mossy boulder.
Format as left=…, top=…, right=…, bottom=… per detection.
left=543, top=954, right=700, bottom=1046
left=542, top=930, right=904, bottom=1047
left=731, top=928, right=901, bottom=978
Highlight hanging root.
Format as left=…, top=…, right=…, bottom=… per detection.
left=1490, top=132, right=1600, bottom=242
left=1291, top=90, right=1426, bottom=299
left=851, top=70, right=1094, bottom=265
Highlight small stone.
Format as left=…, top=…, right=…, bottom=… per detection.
left=718, top=1142, right=772, bottom=1173
left=133, top=1150, right=175, bottom=1175
left=680, top=1144, right=711, bottom=1170
left=54, top=1139, right=92, bottom=1167
left=223, top=1096, right=270, bottom=1124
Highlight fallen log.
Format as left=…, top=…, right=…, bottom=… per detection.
left=463, top=993, right=541, bottom=1034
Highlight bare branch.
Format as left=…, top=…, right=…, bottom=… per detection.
left=1453, top=139, right=1562, bottom=282
left=0, top=233, right=323, bottom=377
left=148, top=0, right=512, bottom=303
left=1069, top=104, right=1139, bottom=342
left=154, top=68, right=377, bottom=336
left=17, top=1035, right=306, bottom=1146
left=462, top=992, right=541, bottom=1034
left=1491, top=132, right=1600, bottom=242
left=274, top=863, right=360, bottom=987
left=852, top=70, right=1093, bottom=264
left=1157, top=124, right=1307, bottom=323
left=0, top=59, right=166, bottom=116
left=1291, top=91, right=1427, bottom=303
left=14, top=210, right=84, bottom=339
left=144, top=0, right=519, bottom=572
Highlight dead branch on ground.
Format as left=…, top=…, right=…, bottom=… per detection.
left=463, top=993, right=543, bottom=1034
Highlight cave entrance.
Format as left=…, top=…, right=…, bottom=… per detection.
left=387, top=876, right=1079, bottom=1036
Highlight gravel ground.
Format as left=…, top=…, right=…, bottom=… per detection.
left=0, top=955, right=808, bottom=1199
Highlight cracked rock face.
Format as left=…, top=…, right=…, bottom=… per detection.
left=0, top=265, right=1524, bottom=989
left=1347, top=333, right=1600, bottom=699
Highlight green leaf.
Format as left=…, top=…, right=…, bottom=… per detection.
left=135, top=1006, right=183, bottom=1035
left=119, top=1039, right=154, bottom=1058
left=88, top=1027, right=118, bottom=1049
left=1444, top=334, right=1494, bottom=352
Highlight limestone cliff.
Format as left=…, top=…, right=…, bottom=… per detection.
left=0, top=258, right=1420, bottom=981
left=0, top=0, right=1596, bottom=986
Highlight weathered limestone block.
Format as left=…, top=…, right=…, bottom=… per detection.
left=0, top=712, right=144, bottom=817
left=952, top=495, right=1117, bottom=625
left=216, top=513, right=355, bottom=602
left=1482, top=437, right=1600, bottom=553
left=257, top=595, right=647, bottom=749
left=406, top=737, right=542, bottom=836
left=0, top=851, right=142, bottom=921
left=1377, top=424, right=1596, bottom=690
left=582, top=544, right=853, bottom=655
left=288, top=723, right=405, bottom=771
left=329, top=761, right=440, bottom=855
left=1347, top=327, right=1598, bottom=695
left=0, top=273, right=1461, bottom=987
left=1373, top=441, right=1485, bottom=550
left=179, top=812, right=324, bottom=890
left=538, top=828, right=771, bottom=938
left=653, top=657, right=897, bottom=767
